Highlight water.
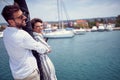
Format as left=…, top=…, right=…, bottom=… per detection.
left=0, top=31, right=120, bottom=80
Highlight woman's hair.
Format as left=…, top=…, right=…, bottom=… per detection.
left=31, top=18, right=43, bottom=29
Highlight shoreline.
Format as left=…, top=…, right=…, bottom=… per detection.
left=113, top=27, right=120, bottom=30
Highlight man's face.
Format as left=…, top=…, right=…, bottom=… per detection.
left=13, top=10, right=27, bottom=28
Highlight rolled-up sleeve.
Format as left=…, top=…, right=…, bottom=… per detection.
left=20, top=31, right=47, bottom=54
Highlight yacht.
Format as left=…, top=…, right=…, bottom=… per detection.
left=44, top=29, right=74, bottom=38
left=98, top=24, right=105, bottom=31
left=43, top=0, right=74, bottom=38
left=105, top=24, right=113, bottom=31
left=91, top=26, right=98, bottom=32
left=73, top=28, right=86, bottom=35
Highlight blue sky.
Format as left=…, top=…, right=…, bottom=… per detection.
left=0, top=0, right=120, bottom=23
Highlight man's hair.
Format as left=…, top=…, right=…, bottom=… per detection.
left=1, top=4, right=20, bottom=22
left=31, top=18, right=43, bottom=29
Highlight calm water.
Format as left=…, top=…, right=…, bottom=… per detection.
left=0, top=31, right=120, bottom=80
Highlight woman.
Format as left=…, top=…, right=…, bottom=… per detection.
left=31, top=18, right=57, bottom=80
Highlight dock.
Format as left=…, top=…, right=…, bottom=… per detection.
left=113, top=27, right=120, bottom=30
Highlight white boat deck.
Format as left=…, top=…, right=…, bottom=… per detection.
left=73, top=29, right=86, bottom=35
left=44, top=29, right=74, bottom=38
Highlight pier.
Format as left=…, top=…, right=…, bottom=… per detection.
left=113, top=27, right=120, bottom=30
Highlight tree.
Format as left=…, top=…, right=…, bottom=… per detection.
left=100, top=18, right=104, bottom=23
left=115, top=15, right=120, bottom=27
left=0, top=25, right=6, bottom=31
left=88, top=21, right=96, bottom=28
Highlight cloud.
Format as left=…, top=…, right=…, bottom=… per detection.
left=0, top=0, right=120, bottom=23
left=64, top=0, right=120, bottom=19
left=27, top=0, right=58, bottom=21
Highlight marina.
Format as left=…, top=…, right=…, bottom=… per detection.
left=0, top=31, right=120, bottom=80
left=0, top=0, right=120, bottom=79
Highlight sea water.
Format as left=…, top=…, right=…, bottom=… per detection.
left=0, top=31, right=120, bottom=80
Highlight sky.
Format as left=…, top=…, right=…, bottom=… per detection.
left=0, top=0, right=120, bottom=23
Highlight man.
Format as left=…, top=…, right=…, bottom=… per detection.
left=1, top=4, right=50, bottom=80
left=14, top=0, right=45, bottom=79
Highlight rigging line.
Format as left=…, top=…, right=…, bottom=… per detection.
left=57, top=0, right=61, bottom=29
left=60, top=0, right=64, bottom=28
left=58, top=0, right=64, bottom=29
left=57, top=0, right=70, bottom=28
left=59, top=0, right=67, bottom=28
left=59, top=0, right=64, bottom=28
left=61, top=0, right=70, bottom=23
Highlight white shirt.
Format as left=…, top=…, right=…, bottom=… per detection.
left=3, top=27, right=48, bottom=79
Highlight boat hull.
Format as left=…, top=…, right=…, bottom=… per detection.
left=44, top=30, right=74, bottom=38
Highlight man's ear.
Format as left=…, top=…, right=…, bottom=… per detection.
left=8, top=19, right=15, bottom=26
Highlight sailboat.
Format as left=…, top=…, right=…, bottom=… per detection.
left=98, top=24, right=105, bottom=31
left=44, top=0, right=74, bottom=38
left=73, top=28, right=86, bottom=35
left=91, top=26, right=98, bottom=32
left=105, top=23, right=113, bottom=31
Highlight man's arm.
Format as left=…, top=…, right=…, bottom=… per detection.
left=19, top=30, right=48, bottom=54
left=14, top=1, right=45, bottom=78
left=14, top=0, right=34, bottom=37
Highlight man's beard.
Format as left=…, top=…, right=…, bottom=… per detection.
left=15, top=20, right=26, bottom=29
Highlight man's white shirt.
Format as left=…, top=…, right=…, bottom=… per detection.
left=3, top=27, right=48, bottom=79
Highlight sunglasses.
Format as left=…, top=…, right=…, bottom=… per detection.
left=13, top=12, right=25, bottom=20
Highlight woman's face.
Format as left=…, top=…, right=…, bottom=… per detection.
left=33, top=22, right=43, bottom=33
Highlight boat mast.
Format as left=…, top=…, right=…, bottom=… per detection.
left=61, top=0, right=70, bottom=24
left=57, top=0, right=61, bottom=29
left=57, top=0, right=70, bottom=29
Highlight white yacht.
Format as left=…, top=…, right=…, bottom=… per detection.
left=106, top=24, right=113, bottom=31
left=44, top=29, right=74, bottom=38
left=91, top=26, right=98, bottom=32
left=73, top=28, right=86, bottom=35
left=43, top=0, right=74, bottom=38
left=98, top=24, right=105, bottom=31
